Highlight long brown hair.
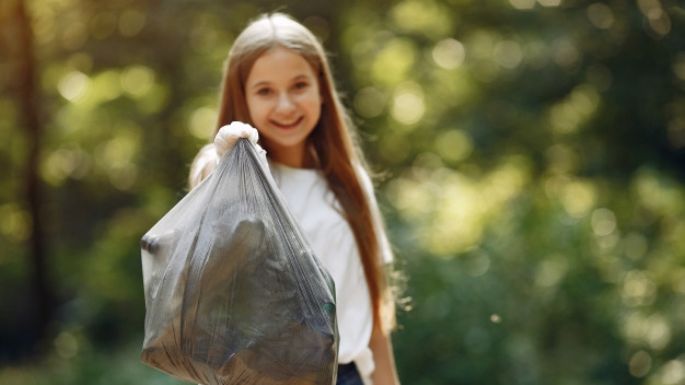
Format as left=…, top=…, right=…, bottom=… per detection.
left=190, top=13, right=395, bottom=332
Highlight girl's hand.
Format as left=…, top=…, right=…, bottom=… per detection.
left=214, top=121, right=260, bottom=158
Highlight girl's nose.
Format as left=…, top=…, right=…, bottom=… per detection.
left=275, top=92, right=296, bottom=114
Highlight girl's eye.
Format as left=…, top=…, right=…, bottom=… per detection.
left=294, top=81, right=309, bottom=90
left=256, top=88, right=272, bottom=96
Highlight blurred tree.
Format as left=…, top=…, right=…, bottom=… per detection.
left=1, top=0, right=55, bottom=358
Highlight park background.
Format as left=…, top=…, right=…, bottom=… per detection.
left=1, top=0, right=685, bottom=384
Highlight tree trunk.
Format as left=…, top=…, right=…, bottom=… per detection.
left=14, top=0, right=54, bottom=350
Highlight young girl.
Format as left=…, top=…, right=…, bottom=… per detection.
left=188, top=13, right=401, bottom=385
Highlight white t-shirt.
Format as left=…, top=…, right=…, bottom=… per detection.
left=268, top=161, right=393, bottom=385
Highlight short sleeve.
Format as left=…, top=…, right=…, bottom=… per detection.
left=356, top=165, right=394, bottom=265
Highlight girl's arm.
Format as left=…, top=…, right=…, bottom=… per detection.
left=369, top=322, right=401, bottom=385
left=188, top=143, right=220, bottom=189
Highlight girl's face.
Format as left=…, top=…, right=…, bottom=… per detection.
left=245, top=46, right=322, bottom=166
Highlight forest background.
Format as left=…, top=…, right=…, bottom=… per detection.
left=1, top=0, right=685, bottom=384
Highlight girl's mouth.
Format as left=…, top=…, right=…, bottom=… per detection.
left=270, top=116, right=303, bottom=129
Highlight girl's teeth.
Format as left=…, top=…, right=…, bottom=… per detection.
left=274, top=118, right=301, bottom=127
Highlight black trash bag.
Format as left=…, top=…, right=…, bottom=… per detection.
left=140, top=139, right=339, bottom=385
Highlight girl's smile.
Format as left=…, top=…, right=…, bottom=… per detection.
left=270, top=115, right=304, bottom=129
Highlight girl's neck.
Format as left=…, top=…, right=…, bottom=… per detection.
left=265, top=141, right=317, bottom=169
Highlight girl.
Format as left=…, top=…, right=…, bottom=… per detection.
left=188, top=13, right=401, bottom=385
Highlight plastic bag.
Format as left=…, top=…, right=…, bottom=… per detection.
left=139, top=139, right=339, bottom=385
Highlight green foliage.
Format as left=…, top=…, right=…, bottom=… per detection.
left=1, top=0, right=684, bottom=384
left=0, top=339, right=185, bottom=385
